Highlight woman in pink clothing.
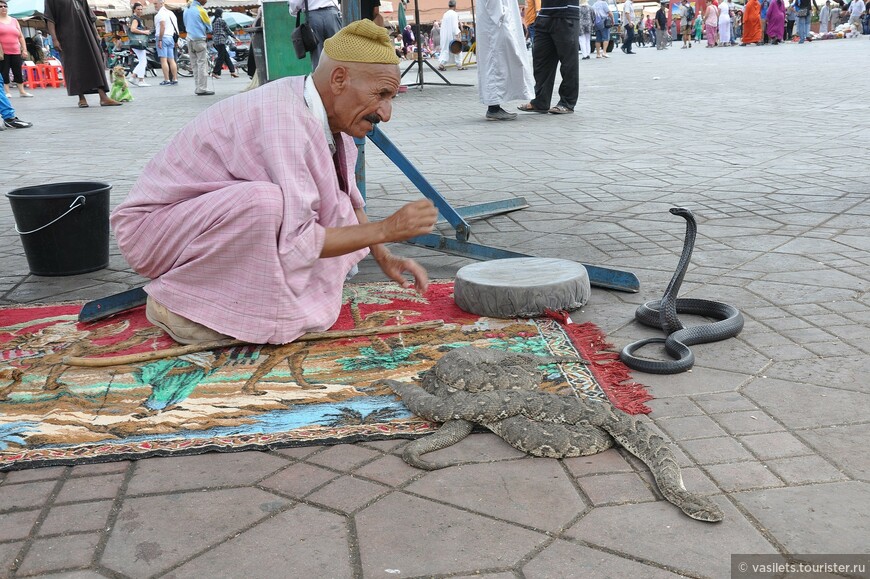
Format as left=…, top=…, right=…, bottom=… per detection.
left=765, top=0, right=786, bottom=43
left=704, top=1, right=720, bottom=46
left=0, top=1, right=34, bottom=98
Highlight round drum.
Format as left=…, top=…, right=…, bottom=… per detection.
left=454, top=258, right=591, bottom=319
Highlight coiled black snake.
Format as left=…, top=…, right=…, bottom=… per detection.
left=620, top=208, right=744, bottom=374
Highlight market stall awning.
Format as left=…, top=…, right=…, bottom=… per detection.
left=205, top=0, right=259, bottom=8
left=222, top=11, right=255, bottom=28
left=8, top=0, right=44, bottom=19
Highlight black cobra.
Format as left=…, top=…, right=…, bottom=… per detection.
left=620, top=207, right=744, bottom=374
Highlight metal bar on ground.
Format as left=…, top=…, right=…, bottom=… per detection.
left=437, top=198, right=530, bottom=223
left=78, top=286, right=148, bottom=323
left=405, top=234, right=641, bottom=293
left=367, top=125, right=471, bottom=241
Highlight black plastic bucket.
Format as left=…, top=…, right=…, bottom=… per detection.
left=6, top=182, right=111, bottom=276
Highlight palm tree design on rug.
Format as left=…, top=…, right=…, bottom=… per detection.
left=134, top=351, right=234, bottom=414
left=323, top=406, right=403, bottom=427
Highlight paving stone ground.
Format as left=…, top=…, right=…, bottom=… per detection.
left=1, top=39, right=869, bottom=578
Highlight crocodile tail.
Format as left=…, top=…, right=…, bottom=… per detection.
left=594, top=405, right=724, bottom=523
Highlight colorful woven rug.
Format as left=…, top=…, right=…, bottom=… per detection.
left=0, top=281, right=651, bottom=471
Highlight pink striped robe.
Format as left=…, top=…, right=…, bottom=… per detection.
left=111, top=76, right=367, bottom=344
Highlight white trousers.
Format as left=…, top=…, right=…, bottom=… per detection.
left=132, top=48, right=147, bottom=78
left=579, top=33, right=592, bottom=57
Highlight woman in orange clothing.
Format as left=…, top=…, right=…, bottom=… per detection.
left=741, top=0, right=763, bottom=43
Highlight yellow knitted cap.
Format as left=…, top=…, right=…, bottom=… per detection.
left=323, top=19, right=400, bottom=65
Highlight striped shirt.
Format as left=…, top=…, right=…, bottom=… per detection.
left=539, top=0, right=580, bottom=18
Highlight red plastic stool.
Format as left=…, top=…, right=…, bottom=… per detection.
left=22, top=62, right=45, bottom=89
left=39, top=61, right=65, bottom=88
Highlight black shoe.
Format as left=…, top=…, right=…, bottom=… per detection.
left=485, top=108, right=518, bottom=121
left=195, top=90, right=215, bottom=96
left=4, top=116, right=32, bottom=129
left=627, top=50, right=636, bottom=54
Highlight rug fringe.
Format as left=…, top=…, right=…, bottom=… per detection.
left=558, top=321, right=653, bottom=415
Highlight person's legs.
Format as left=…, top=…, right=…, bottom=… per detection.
left=190, top=39, right=209, bottom=93
left=308, top=7, right=342, bottom=70
left=0, top=76, right=16, bottom=120
left=7, top=55, right=32, bottom=96
left=529, top=18, right=557, bottom=110
left=97, top=88, right=121, bottom=106
left=116, top=182, right=287, bottom=343
left=212, top=43, right=228, bottom=76
left=579, top=32, right=591, bottom=57
left=553, top=18, right=579, bottom=109
left=132, top=47, right=148, bottom=82
left=0, top=58, right=12, bottom=97
left=623, top=24, right=635, bottom=52
left=158, top=36, right=173, bottom=82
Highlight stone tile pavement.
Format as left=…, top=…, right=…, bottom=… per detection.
left=1, top=40, right=869, bottom=578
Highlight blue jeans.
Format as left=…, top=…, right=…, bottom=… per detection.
left=797, top=15, right=810, bottom=41
left=0, top=76, right=15, bottom=120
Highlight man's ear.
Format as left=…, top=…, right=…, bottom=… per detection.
left=330, top=65, right=349, bottom=95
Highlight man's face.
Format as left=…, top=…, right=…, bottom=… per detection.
left=333, top=64, right=401, bottom=138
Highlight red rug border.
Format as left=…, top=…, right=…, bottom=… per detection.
left=0, top=285, right=652, bottom=472
left=557, top=321, right=653, bottom=415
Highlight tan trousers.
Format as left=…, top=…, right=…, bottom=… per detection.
left=189, top=38, right=209, bottom=94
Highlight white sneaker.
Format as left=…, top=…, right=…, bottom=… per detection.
left=137, top=80, right=151, bottom=87
left=129, top=78, right=140, bottom=87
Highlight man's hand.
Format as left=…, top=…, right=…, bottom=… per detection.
left=375, top=251, right=430, bottom=292
left=381, top=199, right=438, bottom=243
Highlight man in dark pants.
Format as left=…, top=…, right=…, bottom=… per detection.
left=621, top=22, right=636, bottom=52
left=621, top=0, right=636, bottom=53
left=517, top=0, right=580, bottom=114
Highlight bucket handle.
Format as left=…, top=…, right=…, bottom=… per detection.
left=15, top=195, right=86, bottom=235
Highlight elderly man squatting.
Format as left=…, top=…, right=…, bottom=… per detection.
left=111, top=21, right=439, bottom=346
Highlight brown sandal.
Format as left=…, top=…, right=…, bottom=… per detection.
left=549, top=105, right=574, bottom=114
left=517, top=103, right=549, bottom=113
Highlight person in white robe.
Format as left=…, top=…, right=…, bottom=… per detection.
left=438, top=0, right=464, bottom=69
left=819, top=0, right=831, bottom=32
left=476, top=0, right=533, bottom=120
left=719, top=0, right=733, bottom=44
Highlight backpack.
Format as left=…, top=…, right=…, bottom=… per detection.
left=685, top=5, right=695, bottom=20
